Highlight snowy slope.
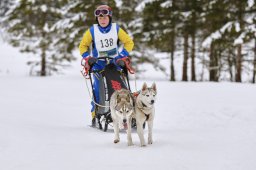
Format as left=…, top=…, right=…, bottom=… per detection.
left=1, top=40, right=256, bottom=170
left=0, top=41, right=31, bottom=76
left=1, top=74, right=256, bottom=170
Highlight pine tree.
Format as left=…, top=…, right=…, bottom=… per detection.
left=116, top=0, right=168, bottom=76
left=4, top=0, right=66, bottom=76
left=0, top=0, right=15, bottom=40
left=0, top=0, right=14, bottom=17
left=141, top=0, right=181, bottom=81
left=116, top=0, right=142, bottom=51
left=189, top=0, right=205, bottom=81
left=201, top=0, right=233, bottom=82
left=202, top=0, right=256, bottom=82
left=233, top=1, right=247, bottom=82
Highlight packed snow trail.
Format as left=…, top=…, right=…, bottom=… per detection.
left=1, top=75, right=256, bottom=170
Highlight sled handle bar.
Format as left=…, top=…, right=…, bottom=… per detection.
left=89, top=56, right=115, bottom=73
left=96, top=56, right=114, bottom=61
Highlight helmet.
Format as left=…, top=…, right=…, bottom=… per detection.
left=94, top=5, right=112, bottom=17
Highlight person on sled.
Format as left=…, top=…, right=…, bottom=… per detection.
left=79, top=4, right=134, bottom=126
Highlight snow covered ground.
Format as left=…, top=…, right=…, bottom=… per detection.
left=1, top=42, right=256, bottom=170
left=0, top=42, right=30, bottom=76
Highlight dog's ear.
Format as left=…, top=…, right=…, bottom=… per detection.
left=142, top=82, right=147, bottom=91
left=117, top=94, right=121, bottom=103
left=127, top=103, right=133, bottom=110
left=115, top=104, right=121, bottom=111
left=126, top=94, right=130, bottom=102
left=152, top=82, right=157, bottom=93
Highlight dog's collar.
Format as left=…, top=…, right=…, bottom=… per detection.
left=141, top=101, right=153, bottom=110
left=138, top=105, right=150, bottom=121
left=145, top=113, right=150, bottom=121
left=138, top=100, right=152, bottom=110
left=137, top=101, right=152, bottom=121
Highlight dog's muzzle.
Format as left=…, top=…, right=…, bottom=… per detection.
left=123, top=119, right=128, bottom=130
left=150, top=100, right=155, bottom=104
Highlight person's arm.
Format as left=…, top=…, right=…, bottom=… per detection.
left=118, top=28, right=134, bottom=57
left=79, top=29, right=93, bottom=58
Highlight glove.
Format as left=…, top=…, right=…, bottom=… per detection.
left=88, top=57, right=97, bottom=66
left=114, top=53, right=126, bottom=66
left=115, top=57, right=135, bottom=74
left=81, top=57, right=97, bottom=66
left=116, top=58, right=125, bottom=67
left=81, top=57, right=97, bottom=76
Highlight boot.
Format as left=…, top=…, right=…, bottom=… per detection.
left=91, top=111, right=96, bottom=127
left=91, top=117, right=96, bottom=127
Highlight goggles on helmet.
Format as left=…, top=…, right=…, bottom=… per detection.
left=94, top=9, right=112, bottom=17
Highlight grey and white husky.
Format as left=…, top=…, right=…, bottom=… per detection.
left=135, top=82, right=157, bottom=147
left=110, top=89, right=134, bottom=146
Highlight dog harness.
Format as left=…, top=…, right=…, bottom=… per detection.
left=133, top=91, right=152, bottom=121
left=144, top=113, right=150, bottom=121
left=141, top=101, right=151, bottom=121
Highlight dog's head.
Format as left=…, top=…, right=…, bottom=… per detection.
left=115, top=89, right=134, bottom=126
left=139, top=82, right=157, bottom=107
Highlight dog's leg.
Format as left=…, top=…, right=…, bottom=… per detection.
left=127, top=118, right=133, bottom=146
left=113, top=119, right=120, bottom=143
left=137, top=121, right=146, bottom=147
left=148, top=120, right=153, bottom=144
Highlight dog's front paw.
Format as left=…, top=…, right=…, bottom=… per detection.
left=114, top=139, right=120, bottom=143
left=128, top=141, right=134, bottom=146
left=148, top=138, right=153, bottom=145
left=140, top=143, right=146, bottom=147
left=128, top=142, right=133, bottom=146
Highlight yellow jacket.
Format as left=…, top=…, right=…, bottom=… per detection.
left=79, top=23, right=134, bottom=58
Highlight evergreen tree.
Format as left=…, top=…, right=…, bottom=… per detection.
left=0, top=0, right=14, bottom=17
left=2, top=0, right=256, bottom=82
left=188, top=0, right=205, bottom=81
left=116, top=0, right=167, bottom=76
left=201, top=0, right=234, bottom=82
left=202, top=0, right=256, bottom=82
left=142, top=0, right=181, bottom=81
left=3, top=0, right=66, bottom=76
left=116, top=0, right=142, bottom=53
left=0, top=0, right=15, bottom=40
left=3, top=0, right=119, bottom=76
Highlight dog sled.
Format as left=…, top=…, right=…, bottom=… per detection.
left=81, top=56, right=136, bottom=132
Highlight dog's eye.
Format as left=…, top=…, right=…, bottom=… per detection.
left=120, top=111, right=123, bottom=113
left=146, top=95, right=149, bottom=97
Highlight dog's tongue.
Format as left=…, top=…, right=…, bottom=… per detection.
left=123, top=123, right=128, bottom=130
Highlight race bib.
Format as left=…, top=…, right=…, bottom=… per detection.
left=94, top=23, right=118, bottom=58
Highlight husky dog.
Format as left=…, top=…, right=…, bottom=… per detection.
left=135, top=82, right=157, bottom=146
left=110, top=89, right=134, bottom=146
